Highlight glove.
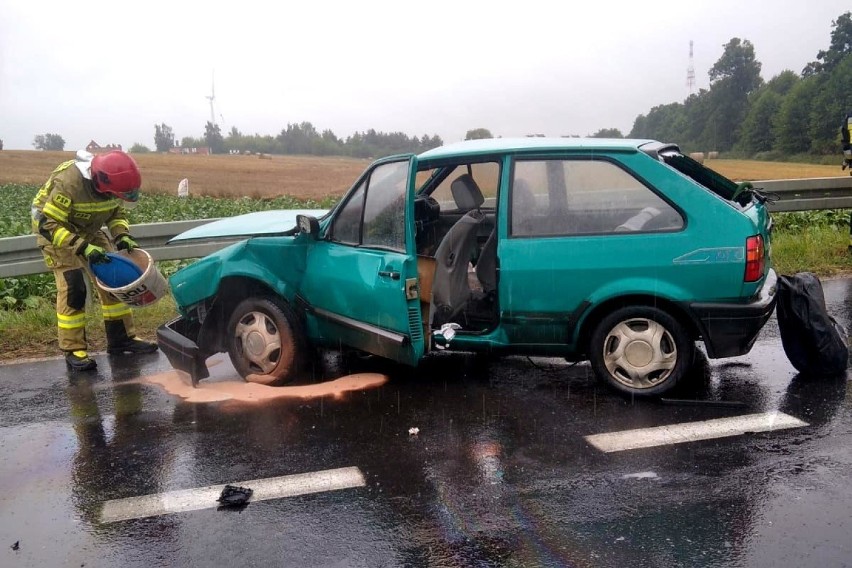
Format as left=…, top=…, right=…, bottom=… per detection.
left=115, top=234, right=138, bottom=252
left=78, top=243, right=110, bottom=265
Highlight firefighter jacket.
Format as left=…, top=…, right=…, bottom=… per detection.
left=32, top=160, right=131, bottom=265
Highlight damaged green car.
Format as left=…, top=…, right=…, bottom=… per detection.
left=157, top=138, right=776, bottom=396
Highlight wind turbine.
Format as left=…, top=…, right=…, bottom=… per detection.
left=206, top=72, right=216, bottom=126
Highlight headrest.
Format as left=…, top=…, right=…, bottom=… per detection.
left=450, top=174, right=485, bottom=210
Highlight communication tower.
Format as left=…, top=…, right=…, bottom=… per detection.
left=686, top=40, right=696, bottom=96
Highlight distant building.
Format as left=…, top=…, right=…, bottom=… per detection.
left=168, top=147, right=212, bottom=155
left=85, top=140, right=123, bottom=153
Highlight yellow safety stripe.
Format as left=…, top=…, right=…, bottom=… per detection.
left=73, top=200, right=120, bottom=213
left=53, top=160, right=75, bottom=174
left=52, top=227, right=72, bottom=247
left=102, top=303, right=132, bottom=320
left=42, top=202, right=69, bottom=222
left=107, top=219, right=130, bottom=233
left=57, top=313, right=86, bottom=329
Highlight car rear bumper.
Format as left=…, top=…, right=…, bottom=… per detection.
left=156, top=317, right=210, bottom=386
left=690, top=269, right=778, bottom=358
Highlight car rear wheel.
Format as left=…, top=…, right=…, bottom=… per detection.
left=226, top=297, right=304, bottom=385
left=589, top=306, right=694, bottom=397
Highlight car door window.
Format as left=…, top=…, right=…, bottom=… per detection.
left=362, top=161, right=408, bottom=251
left=330, top=179, right=366, bottom=245
left=329, top=160, right=409, bottom=251
left=511, top=158, right=682, bottom=236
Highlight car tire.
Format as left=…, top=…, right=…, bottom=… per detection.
left=589, top=306, right=694, bottom=397
left=226, top=297, right=305, bottom=385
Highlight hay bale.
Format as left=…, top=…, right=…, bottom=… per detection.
left=689, top=152, right=705, bottom=163
left=707, top=151, right=719, bottom=160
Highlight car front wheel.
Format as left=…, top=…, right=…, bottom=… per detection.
left=589, top=306, right=694, bottom=397
left=226, top=297, right=304, bottom=385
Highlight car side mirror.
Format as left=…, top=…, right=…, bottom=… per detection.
left=296, top=214, right=320, bottom=239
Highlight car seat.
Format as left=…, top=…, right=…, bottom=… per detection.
left=431, top=175, right=486, bottom=327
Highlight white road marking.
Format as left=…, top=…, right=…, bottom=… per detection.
left=100, top=466, right=366, bottom=523
left=585, top=411, right=808, bottom=453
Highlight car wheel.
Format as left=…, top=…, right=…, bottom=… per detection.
left=226, top=297, right=304, bottom=385
left=589, top=306, right=694, bottom=397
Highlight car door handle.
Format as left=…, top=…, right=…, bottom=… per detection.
left=378, top=270, right=400, bottom=280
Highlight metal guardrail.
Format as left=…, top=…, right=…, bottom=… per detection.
left=0, top=219, right=241, bottom=278
left=755, top=177, right=852, bottom=212
left=1, top=176, right=852, bottom=278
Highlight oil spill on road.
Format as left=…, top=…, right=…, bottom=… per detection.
left=143, top=369, right=388, bottom=404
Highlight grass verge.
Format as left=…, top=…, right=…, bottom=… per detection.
left=1, top=295, right=177, bottom=361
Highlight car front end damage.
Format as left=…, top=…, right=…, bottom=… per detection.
left=157, top=314, right=209, bottom=386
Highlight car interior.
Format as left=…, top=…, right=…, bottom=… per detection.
left=414, top=164, right=500, bottom=335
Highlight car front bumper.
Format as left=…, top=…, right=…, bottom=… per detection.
left=690, top=269, right=778, bottom=359
left=156, top=317, right=210, bottom=386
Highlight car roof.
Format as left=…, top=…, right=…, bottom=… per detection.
left=417, top=137, right=656, bottom=161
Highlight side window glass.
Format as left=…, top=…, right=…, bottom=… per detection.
left=330, top=180, right=365, bottom=244
left=362, top=161, right=409, bottom=251
left=430, top=162, right=499, bottom=210
left=512, top=159, right=683, bottom=236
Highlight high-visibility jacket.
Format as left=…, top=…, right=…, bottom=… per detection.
left=32, top=160, right=131, bottom=257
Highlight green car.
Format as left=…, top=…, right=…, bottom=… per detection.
left=157, top=138, right=776, bottom=396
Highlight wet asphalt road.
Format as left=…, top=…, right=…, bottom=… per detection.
left=1, top=281, right=852, bottom=567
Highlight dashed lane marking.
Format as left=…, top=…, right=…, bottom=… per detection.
left=100, top=466, right=366, bottom=523
left=585, top=411, right=808, bottom=453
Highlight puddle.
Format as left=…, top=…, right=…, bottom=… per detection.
left=143, top=370, right=388, bottom=404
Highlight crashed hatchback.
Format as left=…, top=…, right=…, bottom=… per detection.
left=157, top=138, right=777, bottom=396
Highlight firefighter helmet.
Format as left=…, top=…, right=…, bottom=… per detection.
left=91, top=151, right=141, bottom=202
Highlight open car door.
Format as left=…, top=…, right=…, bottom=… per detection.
left=299, top=155, right=425, bottom=365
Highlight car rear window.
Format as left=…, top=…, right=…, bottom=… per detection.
left=659, top=151, right=740, bottom=202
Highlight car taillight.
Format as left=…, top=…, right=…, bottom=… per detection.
left=744, top=234, right=765, bottom=282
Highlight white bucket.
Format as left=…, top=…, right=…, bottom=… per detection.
left=95, top=249, right=169, bottom=307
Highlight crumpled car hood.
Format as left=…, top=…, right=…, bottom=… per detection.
left=168, top=209, right=329, bottom=243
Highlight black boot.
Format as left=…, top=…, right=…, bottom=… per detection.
left=66, top=350, right=97, bottom=371
left=105, top=320, right=158, bottom=355
left=107, top=337, right=158, bottom=355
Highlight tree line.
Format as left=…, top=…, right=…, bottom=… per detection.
left=139, top=121, right=443, bottom=158
left=629, top=11, right=852, bottom=158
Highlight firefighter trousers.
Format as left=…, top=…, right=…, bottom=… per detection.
left=41, top=232, right=136, bottom=352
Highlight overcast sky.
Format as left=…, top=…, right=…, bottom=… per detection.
left=1, top=0, right=849, bottom=151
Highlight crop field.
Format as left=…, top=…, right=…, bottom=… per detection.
left=0, top=150, right=370, bottom=199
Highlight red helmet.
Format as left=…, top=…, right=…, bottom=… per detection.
left=91, top=151, right=142, bottom=202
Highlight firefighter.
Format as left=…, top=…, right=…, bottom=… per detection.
left=32, top=150, right=158, bottom=371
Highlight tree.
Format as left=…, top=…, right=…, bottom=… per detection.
left=808, top=53, right=852, bottom=153
left=704, top=38, right=764, bottom=151
left=129, top=143, right=151, bottom=153
left=590, top=128, right=624, bottom=138
left=737, top=89, right=783, bottom=154
left=154, top=123, right=175, bottom=152
left=33, top=133, right=65, bottom=151
left=773, top=77, right=819, bottom=154
left=465, top=128, right=493, bottom=140
left=204, top=121, right=225, bottom=154
left=803, top=11, right=852, bottom=75
left=0, top=139, right=3, bottom=150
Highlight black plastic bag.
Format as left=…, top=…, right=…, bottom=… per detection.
left=776, top=272, right=848, bottom=375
